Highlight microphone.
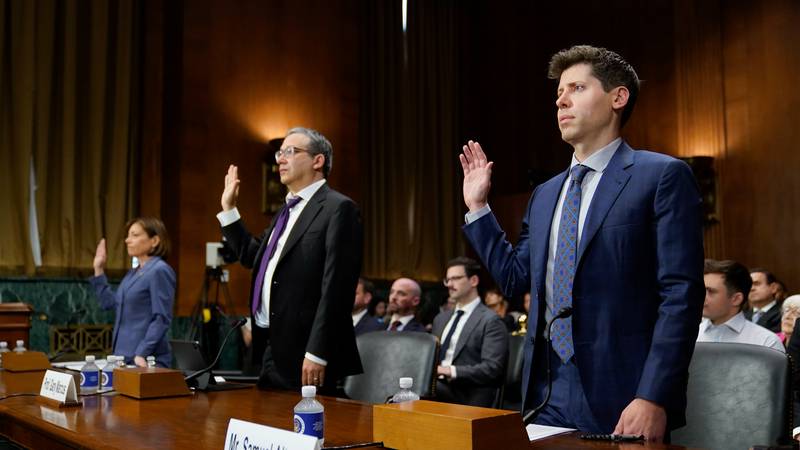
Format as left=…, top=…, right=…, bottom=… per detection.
left=184, top=317, right=246, bottom=389
left=522, top=306, right=573, bottom=425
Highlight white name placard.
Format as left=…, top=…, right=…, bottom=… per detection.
left=39, top=369, right=78, bottom=404
left=224, top=418, right=318, bottom=450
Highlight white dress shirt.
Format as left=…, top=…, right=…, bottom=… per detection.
left=388, top=314, right=416, bottom=330
left=440, top=297, right=481, bottom=379
left=217, top=178, right=328, bottom=365
left=697, top=312, right=785, bottom=352
left=352, top=308, right=369, bottom=327
left=750, top=300, right=777, bottom=322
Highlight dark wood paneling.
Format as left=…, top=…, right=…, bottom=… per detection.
left=151, top=0, right=360, bottom=315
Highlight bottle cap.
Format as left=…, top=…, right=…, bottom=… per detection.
left=399, top=377, right=413, bottom=389
left=15, top=340, right=23, bottom=346
left=0, top=341, right=7, bottom=347
left=146, top=356, right=155, bottom=361
left=301, top=385, right=317, bottom=397
left=85, top=355, right=95, bottom=362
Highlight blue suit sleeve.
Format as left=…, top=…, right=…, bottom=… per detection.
left=89, top=274, right=118, bottom=311
left=134, top=264, right=176, bottom=357
left=635, top=159, right=705, bottom=409
left=462, top=194, right=535, bottom=298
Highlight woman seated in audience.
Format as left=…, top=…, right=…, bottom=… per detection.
left=90, top=217, right=175, bottom=367
left=778, top=295, right=800, bottom=346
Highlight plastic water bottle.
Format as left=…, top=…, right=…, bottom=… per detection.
left=293, top=385, right=324, bottom=447
left=101, top=356, right=116, bottom=391
left=146, top=356, right=156, bottom=368
left=80, top=355, right=100, bottom=394
left=390, top=377, right=420, bottom=403
left=13, top=340, right=26, bottom=353
left=0, top=341, right=9, bottom=368
left=116, top=356, right=126, bottom=368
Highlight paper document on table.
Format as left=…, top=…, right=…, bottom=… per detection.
left=526, top=423, right=576, bottom=441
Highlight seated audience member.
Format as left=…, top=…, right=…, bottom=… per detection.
left=353, top=278, right=384, bottom=336
left=746, top=268, right=782, bottom=332
left=698, top=259, right=784, bottom=352
left=433, top=257, right=509, bottom=407
left=441, top=296, right=457, bottom=313
left=386, top=277, right=427, bottom=332
left=484, top=288, right=516, bottom=332
left=779, top=295, right=800, bottom=345
left=369, top=298, right=389, bottom=324
left=90, top=217, right=175, bottom=367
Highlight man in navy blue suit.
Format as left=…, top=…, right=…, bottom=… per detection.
left=460, top=45, right=704, bottom=441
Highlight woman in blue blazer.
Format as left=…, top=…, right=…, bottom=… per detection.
left=90, top=217, right=175, bottom=367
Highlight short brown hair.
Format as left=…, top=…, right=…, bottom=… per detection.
left=548, top=45, right=640, bottom=127
left=704, top=259, right=751, bottom=311
left=125, top=217, right=171, bottom=259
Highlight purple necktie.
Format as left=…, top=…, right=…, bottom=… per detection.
left=251, top=196, right=302, bottom=316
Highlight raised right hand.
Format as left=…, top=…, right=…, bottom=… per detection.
left=221, top=164, right=240, bottom=211
left=93, top=238, right=107, bottom=276
left=459, top=140, right=494, bottom=212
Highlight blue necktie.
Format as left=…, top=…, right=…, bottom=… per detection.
left=551, top=164, right=592, bottom=363
left=440, top=310, right=465, bottom=363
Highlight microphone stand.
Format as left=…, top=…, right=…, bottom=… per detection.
left=522, top=306, right=573, bottom=425
left=185, top=318, right=246, bottom=390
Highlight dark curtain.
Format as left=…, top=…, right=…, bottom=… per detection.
left=360, top=0, right=462, bottom=282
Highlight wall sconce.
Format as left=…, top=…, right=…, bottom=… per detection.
left=679, top=156, right=717, bottom=227
left=262, top=137, right=287, bottom=215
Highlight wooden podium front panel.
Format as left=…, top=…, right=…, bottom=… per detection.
left=0, top=303, right=33, bottom=346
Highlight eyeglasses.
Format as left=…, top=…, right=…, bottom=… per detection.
left=442, top=275, right=467, bottom=286
left=274, top=145, right=309, bottom=162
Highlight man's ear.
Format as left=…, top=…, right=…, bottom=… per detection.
left=611, top=86, right=630, bottom=112
left=731, top=291, right=744, bottom=308
left=312, top=154, right=325, bottom=171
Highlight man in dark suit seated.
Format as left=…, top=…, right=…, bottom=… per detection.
left=386, top=277, right=427, bottom=332
left=433, top=257, right=509, bottom=408
left=353, top=278, right=384, bottom=336
left=746, top=268, right=782, bottom=332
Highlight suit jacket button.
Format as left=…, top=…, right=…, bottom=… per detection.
left=272, top=280, right=278, bottom=285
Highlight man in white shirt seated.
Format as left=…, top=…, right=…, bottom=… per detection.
left=698, top=259, right=785, bottom=352
left=432, top=257, right=509, bottom=407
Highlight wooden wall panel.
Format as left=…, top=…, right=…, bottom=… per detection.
left=156, top=0, right=360, bottom=315
left=720, top=0, right=800, bottom=290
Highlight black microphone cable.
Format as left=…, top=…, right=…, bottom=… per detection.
left=522, top=306, right=573, bottom=425
left=185, top=317, right=247, bottom=384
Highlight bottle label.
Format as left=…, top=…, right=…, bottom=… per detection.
left=101, top=370, right=113, bottom=388
left=81, top=371, right=99, bottom=388
left=293, top=412, right=323, bottom=440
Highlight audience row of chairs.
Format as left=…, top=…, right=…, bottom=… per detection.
left=343, top=331, right=794, bottom=450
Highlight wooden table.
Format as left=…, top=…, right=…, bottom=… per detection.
left=0, top=370, right=688, bottom=449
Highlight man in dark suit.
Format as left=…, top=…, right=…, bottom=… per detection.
left=459, top=45, right=704, bottom=441
left=433, top=257, right=508, bottom=407
left=353, top=278, right=384, bottom=336
left=218, top=127, right=363, bottom=392
left=386, top=277, right=427, bottom=332
left=745, top=268, right=782, bottom=332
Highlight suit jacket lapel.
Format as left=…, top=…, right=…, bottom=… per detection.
left=452, top=305, right=484, bottom=360
left=277, top=184, right=328, bottom=266
left=434, top=310, right=453, bottom=337
left=576, top=143, right=633, bottom=265
left=123, top=256, right=160, bottom=292
left=532, top=172, right=568, bottom=302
